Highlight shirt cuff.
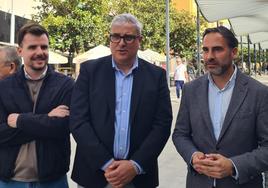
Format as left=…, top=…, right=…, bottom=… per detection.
left=101, top=158, right=114, bottom=171
left=130, top=160, right=144, bottom=175
left=229, top=159, right=239, bottom=180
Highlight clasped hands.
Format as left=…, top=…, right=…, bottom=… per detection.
left=192, top=152, right=234, bottom=179
left=104, top=160, right=137, bottom=188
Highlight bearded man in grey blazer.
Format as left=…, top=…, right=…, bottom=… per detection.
left=172, top=26, right=268, bottom=188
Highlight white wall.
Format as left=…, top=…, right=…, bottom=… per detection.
left=0, top=0, right=41, bottom=19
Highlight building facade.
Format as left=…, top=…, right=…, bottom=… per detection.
left=0, top=0, right=40, bottom=44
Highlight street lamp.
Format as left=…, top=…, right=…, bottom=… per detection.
left=165, top=0, right=170, bottom=87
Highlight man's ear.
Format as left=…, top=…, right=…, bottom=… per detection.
left=9, top=62, right=16, bottom=74
left=232, top=47, right=238, bottom=59
left=17, top=46, right=22, bottom=57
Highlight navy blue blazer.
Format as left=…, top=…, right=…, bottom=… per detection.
left=70, top=55, right=172, bottom=188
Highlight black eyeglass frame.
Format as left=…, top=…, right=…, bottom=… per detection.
left=109, top=34, right=140, bottom=44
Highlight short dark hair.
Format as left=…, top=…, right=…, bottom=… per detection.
left=0, top=46, right=21, bottom=71
left=17, top=22, right=49, bottom=47
left=203, top=26, right=238, bottom=49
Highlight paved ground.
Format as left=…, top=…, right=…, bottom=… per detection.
left=67, top=73, right=268, bottom=188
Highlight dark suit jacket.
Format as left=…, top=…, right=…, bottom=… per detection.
left=172, top=70, right=268, bottom=188
left=70, top=55, right=172, bottom=188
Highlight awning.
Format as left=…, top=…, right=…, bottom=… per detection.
left=195, top=0, right=268, bottom=49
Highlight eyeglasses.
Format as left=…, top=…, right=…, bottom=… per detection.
left=110, top=34, right=140, bottom=44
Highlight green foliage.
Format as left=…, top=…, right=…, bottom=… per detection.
left=170, top=10, right=208, bottom=59
left=33, top=0, right=208, bottom=60
left=108, top=0, right=167, bottom=53
left=238, top=46, right=267, bottom=64
left=33, top=0, right=110, bottom=54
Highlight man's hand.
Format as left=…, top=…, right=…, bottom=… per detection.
left=7, top=113, right=19, bottom=128
left=104, top=160, right=137, bottom=188
left=195, top=153, right=234, bottom=179
left=192, top=151, right=206, bottom=174
left=48, top=105, right=69, bottom=118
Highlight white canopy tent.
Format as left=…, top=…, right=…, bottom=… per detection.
left=261, top=41, right=268, bottom=50
left=138, top=49, right=166, bottom=65
left=73, top=45, right=166, bottom=65
left=73, top=45, right=111, bottom=64
left=48, top=50, right=68, bottom=64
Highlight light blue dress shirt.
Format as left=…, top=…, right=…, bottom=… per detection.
left=208, top=65, right=238, bottom=185
left=208, top=66, right=237, bottom=140
left=102, top=58, right=143, bottom=174
left=113, top=58, right=137, bottom=159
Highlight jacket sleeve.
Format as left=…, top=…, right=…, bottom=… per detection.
left=70, top=64, right=113, bottom=171
left=129, top=69, right=173, bottom=172
left=0, top=99, right=35, bottom=147
left=230, top=89, right=268, bottom=184
left=16, top=78, right=74, bottom=140
left=172, top=84, right=199, bottom=167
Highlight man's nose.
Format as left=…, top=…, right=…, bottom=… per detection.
left=206, top=50, right=215, bottom=60
left=118, top=38, right=127, bottom=45
left=36, top=46, right=44, bottom=54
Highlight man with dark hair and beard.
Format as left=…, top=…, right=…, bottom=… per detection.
left=172, top=26, right=268, bottom=188
left=0, top=22, right=74, bottom=188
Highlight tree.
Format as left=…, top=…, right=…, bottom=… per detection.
left=33, top=0, right=208, bottom=61
left=108, top=0, right=168, bottom=53
left=33, top=0, right=110, bottom=56
left=170, top=10, right=208, bottom=60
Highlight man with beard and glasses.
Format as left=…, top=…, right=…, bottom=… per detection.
left=172, top=26, right=268, bottom=188
left=70, top=13, right=172, bottom=188
left=0, top=22, right=74, bottom=188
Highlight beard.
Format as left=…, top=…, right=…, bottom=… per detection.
left=208, top=64, right=229, bottom=76
left=205, top=60, right=232, bottom=76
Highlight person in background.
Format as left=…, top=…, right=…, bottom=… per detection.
left=0, top=22, right=74, bottom=188
left=0, top=46, right=21, bottom=80
left=186, top=61, right=196, bottom=81
left=174, top=56, right=188, bottom=98
left=173, top=26, right=268, bottom=188
left=70, top=13, right=172, bottom=188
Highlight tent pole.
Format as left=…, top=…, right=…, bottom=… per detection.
left=240, top=36, right=244, bottom=72
left=247, top=35, right=251, bottom=75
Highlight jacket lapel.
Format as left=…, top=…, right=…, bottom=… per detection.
left=217, top=71, right=248, bottom=143
left=104, top=57, right=116, bottom=123
left=196, top=76, right=217, bottom=143
left=129, top=59, right=144, bottom=125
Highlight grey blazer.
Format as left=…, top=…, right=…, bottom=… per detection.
left=172, top=70, right=268, bottom=188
